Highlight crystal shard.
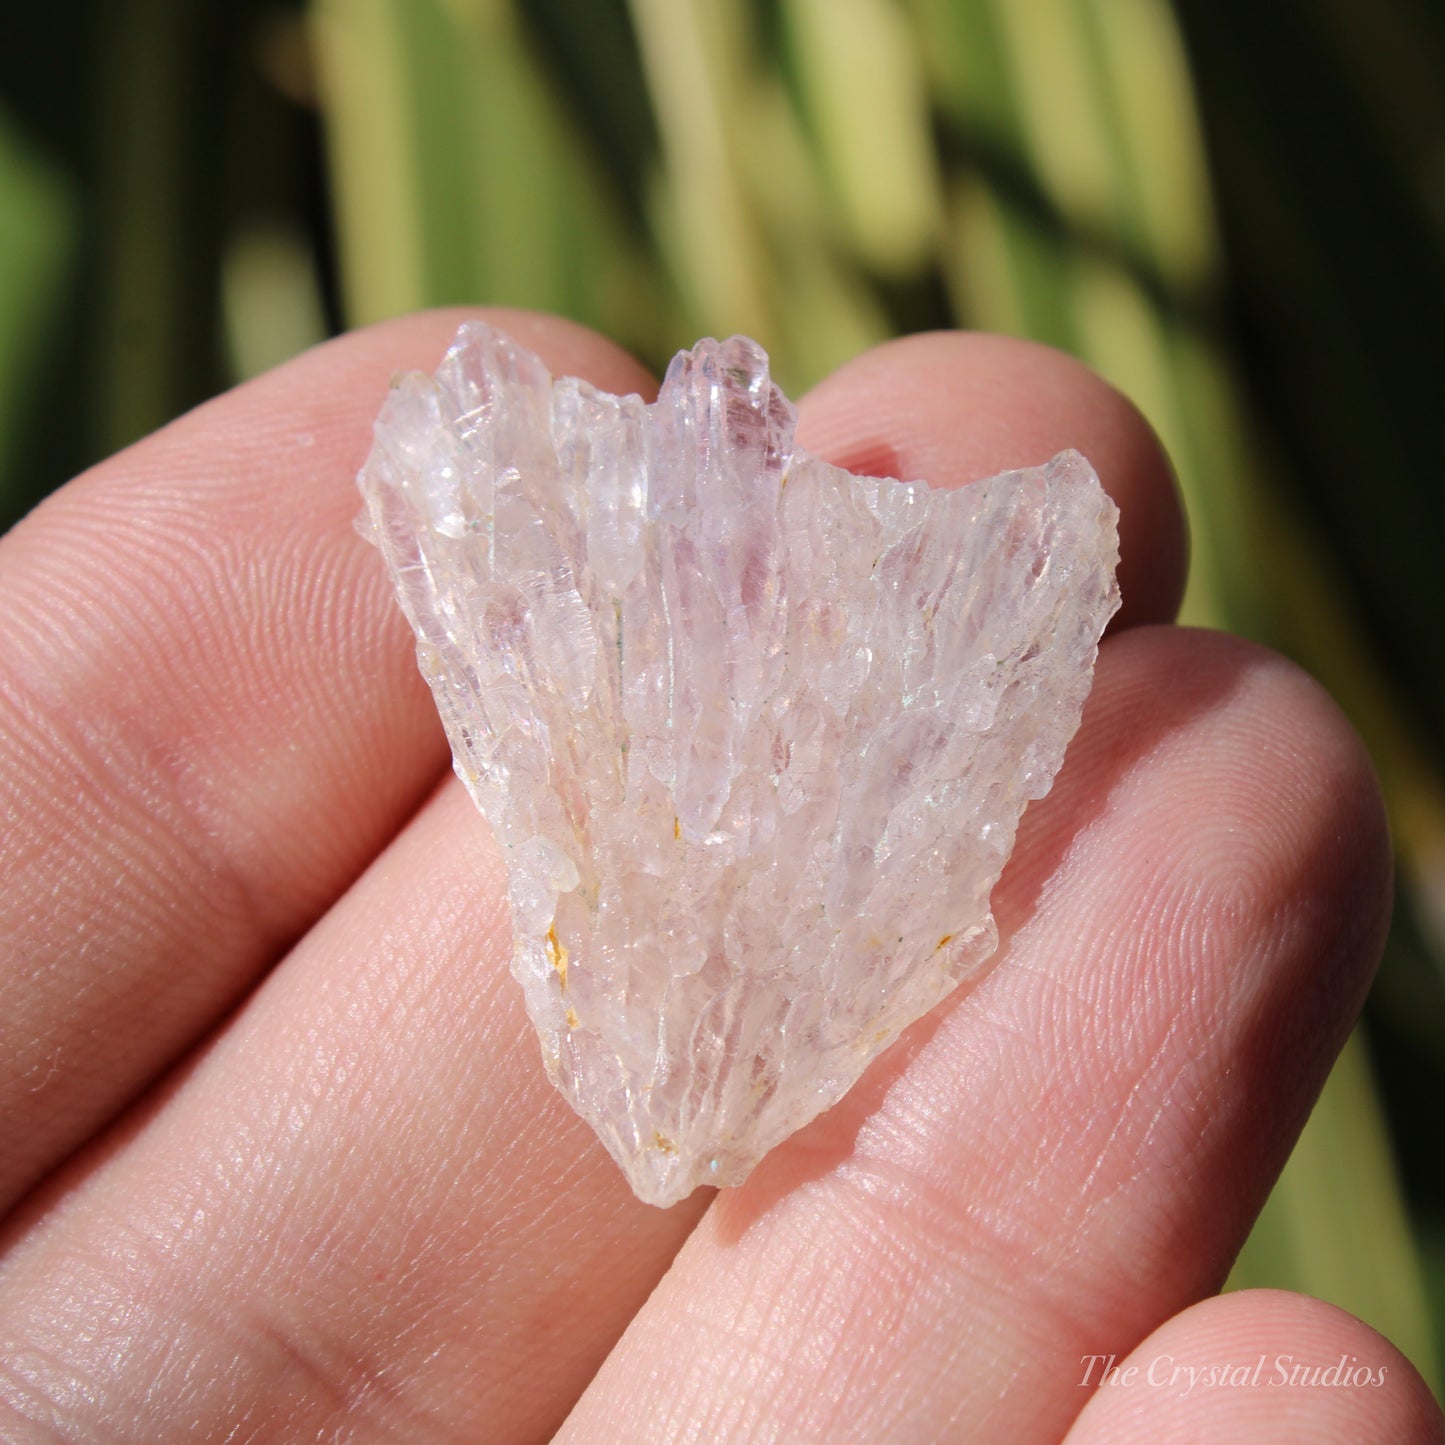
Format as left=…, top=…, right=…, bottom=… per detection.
left=358, top=322, right=1121, bottom=1207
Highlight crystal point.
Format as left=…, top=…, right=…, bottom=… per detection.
left=359, top=322, right=1120, bottom=1207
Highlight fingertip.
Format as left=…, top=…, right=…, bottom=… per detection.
left=385, top=307, right=660, bottom=400
left=1065, top=1289, right=1445, bottom=1444
left=320, top=305, right=660, bottom=395
left=796, top=330, right=1188, bottom=631
left=194, top=306, right=658, bottom=476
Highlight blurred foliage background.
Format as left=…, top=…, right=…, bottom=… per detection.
left=2, top=0, right=1443, bottom=1398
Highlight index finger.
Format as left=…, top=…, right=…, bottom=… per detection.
left=0, top=308, right=657, bottom=1216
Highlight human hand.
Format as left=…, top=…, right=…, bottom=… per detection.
left=0, top=311, right=1439, bottom=1443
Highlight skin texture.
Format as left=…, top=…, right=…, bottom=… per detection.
left=0, top=308, right=1439, bottom=1444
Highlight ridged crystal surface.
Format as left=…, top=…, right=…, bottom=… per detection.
left=358, top=322, right=1120, bottom=1206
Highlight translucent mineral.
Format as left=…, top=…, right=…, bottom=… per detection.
left=358, top=321, right=1120, bottom=1207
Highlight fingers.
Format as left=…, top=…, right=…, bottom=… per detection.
left=0, top=321, right=1184, bottom=1227
left=0, top=778, right=708, bottom=1443
left=1064, top=1291, right=1445, bottom=1444
left=0, top=307, right=658, bottom=1215
left=554, top=628, right=1392, bottom=1444
left=797, top=330, right=1187, bottom=630
left=0, top=325, right=1197, bottom=1442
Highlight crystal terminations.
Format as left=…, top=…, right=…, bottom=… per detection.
left=359, top=323, right=1121, bottom=1207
